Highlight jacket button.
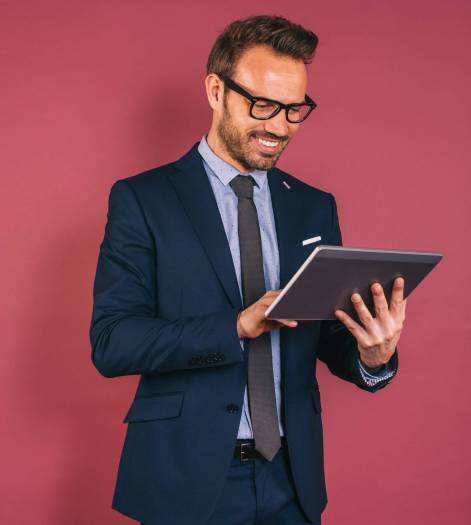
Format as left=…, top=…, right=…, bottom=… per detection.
left=226, top=403, right=239, bottom=413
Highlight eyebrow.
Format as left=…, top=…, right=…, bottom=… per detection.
left=238, top=79, right=308, bottom=105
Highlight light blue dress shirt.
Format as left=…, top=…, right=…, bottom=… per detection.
left=197, top=134, right=395, bottom=439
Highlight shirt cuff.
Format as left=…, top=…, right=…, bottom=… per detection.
left=357, top=356, right=396, bottom=387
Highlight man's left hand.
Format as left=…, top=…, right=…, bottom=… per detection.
left=334, top=277, right=407, bottom=369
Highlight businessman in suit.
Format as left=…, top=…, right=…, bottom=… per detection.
left=90, top=15, right=406, bottom=525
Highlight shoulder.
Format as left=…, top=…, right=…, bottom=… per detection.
left=107, top=160, right=179, bottom=206
left=117, top=160, right=178, bottom=190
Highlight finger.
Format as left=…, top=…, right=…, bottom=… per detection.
left=390, top=277, right=405, bottom=317
left=334, top=309, right=369, bottom=345
left=350, top=292, right=375, bottom=328
left=264, top=319, right=297, bottom=330
left=371, top=282, right=389, bottom=321
left=257, top=297, right=277, bottom=309
left=275, top=319, right=298, bottom=327
left=264, top=289, right=282, bottom=297
left=249, top=293, right=277, bottom=309
left=395, top=297, right=407, bottom=325
left=272, top=317, right=296, bottom=323
left=259, top=297, right=282, bottom=309
left=259, top=291, right=283, bottom=304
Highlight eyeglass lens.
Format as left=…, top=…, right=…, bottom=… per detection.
left=251, top=100, right=311, bottom=122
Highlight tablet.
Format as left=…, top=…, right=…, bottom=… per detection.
left=264, top=245, right=442, bottom=321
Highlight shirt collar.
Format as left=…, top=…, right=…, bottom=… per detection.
left=197, top=134, right=268, bottom=190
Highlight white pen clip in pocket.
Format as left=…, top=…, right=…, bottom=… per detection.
left=302, top=235, right=322, bottom=246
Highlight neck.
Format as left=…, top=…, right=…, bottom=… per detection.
left=206, top=127, right=250, bottom=173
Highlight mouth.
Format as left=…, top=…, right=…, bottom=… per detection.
left=251, top=135, right=284, bottom=155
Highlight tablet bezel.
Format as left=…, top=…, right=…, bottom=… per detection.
left=264, top=245, right=442, bottom=320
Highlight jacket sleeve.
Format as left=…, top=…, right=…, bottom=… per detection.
left=315, top=193, right=399, bottom=393
left=89, top=179, right=244, bottom=378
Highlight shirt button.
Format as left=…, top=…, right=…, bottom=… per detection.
left=225, top=403, right=239, bottom=413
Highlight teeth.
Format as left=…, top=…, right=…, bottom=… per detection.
left=258, top=137, right=278, bottom=147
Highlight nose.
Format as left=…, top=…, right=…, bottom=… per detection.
left=263, top=109, right=292, bottom=139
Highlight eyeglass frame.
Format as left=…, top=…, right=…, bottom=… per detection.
left=219, top=73, right=317, bottom=123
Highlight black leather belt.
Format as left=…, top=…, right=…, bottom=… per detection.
left=234, top=437, right=287, bottom=461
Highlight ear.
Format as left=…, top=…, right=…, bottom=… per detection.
left=205, top=73, right=224, bottom=111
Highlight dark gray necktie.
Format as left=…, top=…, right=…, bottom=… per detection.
left=229, top=174, right=281, bottom=461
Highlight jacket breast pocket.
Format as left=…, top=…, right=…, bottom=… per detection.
left=311, top=387, right=322, bottom=414
left=123, top=391, right=184, bottom=423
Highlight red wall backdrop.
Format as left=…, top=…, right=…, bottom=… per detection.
left=1, top=1, right=470, bottom=523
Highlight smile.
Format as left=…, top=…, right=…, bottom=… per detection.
left=252, top=135, right=282, bottom=154
left=258, top=137, right=278, bottom=148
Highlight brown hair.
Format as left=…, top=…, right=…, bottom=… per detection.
left=206, top=15, right=319, bottom=78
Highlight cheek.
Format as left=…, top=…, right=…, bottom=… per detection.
left=229, top=101, right=264, bottom=136
left=287, top=123, right=300, bottom=137
left=226, top=110, right=253, bottom=136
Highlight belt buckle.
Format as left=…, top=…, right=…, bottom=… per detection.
left=239, top=442, right=252, bottom=462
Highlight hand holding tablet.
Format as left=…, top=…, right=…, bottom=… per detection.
left=264, top=245, right=442, bottom=368
left=334, top=276, right=407, bottom=369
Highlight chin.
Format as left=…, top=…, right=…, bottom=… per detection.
left=252, top=153, right=280, bottom=170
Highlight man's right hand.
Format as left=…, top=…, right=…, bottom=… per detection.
left=236, top=289, right=298, bottom=339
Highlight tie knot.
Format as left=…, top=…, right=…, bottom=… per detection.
left=229, top=174, right=256, bottom=200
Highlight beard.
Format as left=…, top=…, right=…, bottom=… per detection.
left=216, top=100, right=289, bottom=171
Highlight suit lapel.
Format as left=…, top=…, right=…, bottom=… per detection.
left=170, top=143, right=243, bottom=310
left=268, top=168, right=309, bottom=289
left=267, top=168, right=313, bottom=384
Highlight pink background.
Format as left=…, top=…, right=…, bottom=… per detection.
left=1, top=0, right=470, bottom=523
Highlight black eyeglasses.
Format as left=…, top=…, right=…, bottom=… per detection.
left=220, top=74, right=316, bottom=123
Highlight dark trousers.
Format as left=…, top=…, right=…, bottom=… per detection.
left=142, top=445, right=320, bottom=525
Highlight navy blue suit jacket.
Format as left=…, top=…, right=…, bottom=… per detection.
left=90, top=141, right=398, bottom=524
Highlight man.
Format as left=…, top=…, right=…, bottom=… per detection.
left=90, top=15, right=406, bottom=525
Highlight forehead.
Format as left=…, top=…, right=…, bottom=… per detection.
left=233, top=44, right=308, bottom=104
